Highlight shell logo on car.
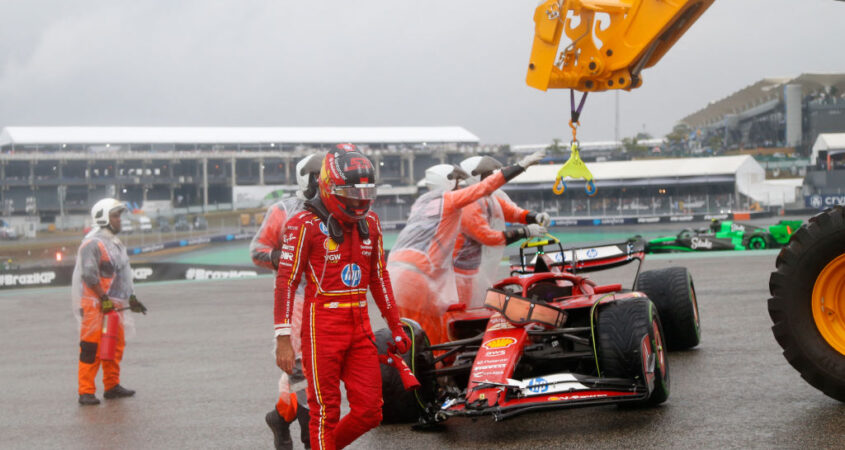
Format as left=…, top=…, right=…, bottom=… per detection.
left=482, top=337, right=517, bottom=350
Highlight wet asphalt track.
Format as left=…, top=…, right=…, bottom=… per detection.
left=1, top=250, right=844, bottom=449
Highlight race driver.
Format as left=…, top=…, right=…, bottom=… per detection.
left=73, top=198, right=147, bottom=405
left=274, top=144, right=410, bottom=450
left=386, top=150, right=546, bottom=345
left=251, top=152, right=324, bottom=450
left=453, top=155, right=551, bottom=307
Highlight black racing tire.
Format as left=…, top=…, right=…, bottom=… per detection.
left=597, top=298, right=669, bottom=406
left=745, top=233, right=769, bottom=250
left=636, top=267, right=701, bottom=350
left=375, top=319, right=436, bottom=423
left=769, top=206, right=845, bottom=402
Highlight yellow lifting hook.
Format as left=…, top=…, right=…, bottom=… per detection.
left=552, top=139, right=597, bottom=196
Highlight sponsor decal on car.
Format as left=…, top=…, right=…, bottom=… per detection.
left=586, top=248, right=598, bottom=258
left=341, top=263, right=361, bottom=287
left=482, top=337, right=517, bottom=350
left=690, top=236, right=713, bottom=249
left=527, top=377, right=549, bottom=393
left=549, top=393, right=608, bottom=401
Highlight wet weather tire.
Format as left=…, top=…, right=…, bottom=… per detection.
left=636, top=267, right=701, bottom=350
left=375, top=319, right=436, bottom=423
left=745, top=233, right=769, bottom=250
left=769, top=206, right=845, bottom=402
left=597, top=298, right=669, bottom=406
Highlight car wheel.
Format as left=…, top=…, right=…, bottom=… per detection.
left=746, top=234, right=768, bottom=250
left=375, top=319, right=436, bottom=423
left=636, top=267, right=701, bottom=350
left=769, top=206, right=845, bottom=402
left=597, top=298, right=669, bottom=406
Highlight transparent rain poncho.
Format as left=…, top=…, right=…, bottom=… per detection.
left=71, top=227, right=135, bottom=339
left=454, top=190, right=508, bottom=309
left=387, top=172, right=506, bottom=343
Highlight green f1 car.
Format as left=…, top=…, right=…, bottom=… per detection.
left=645, top=219, right=802, bottom=253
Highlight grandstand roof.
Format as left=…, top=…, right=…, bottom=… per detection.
left=511, top=155, right=759, bottom=185
left=810, top=132, right=845, bottom=164
left=0, top=126, right=479, bottom=146
left=681, top=73, right=845, bottom=128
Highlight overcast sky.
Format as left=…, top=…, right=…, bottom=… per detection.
left=1, top=0, right=843, bottom=145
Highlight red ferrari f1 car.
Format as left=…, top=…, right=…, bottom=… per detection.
left=376, top=236, right=700, bottom=425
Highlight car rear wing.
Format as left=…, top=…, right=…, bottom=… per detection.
left=512, top=237, right=646, bottom=275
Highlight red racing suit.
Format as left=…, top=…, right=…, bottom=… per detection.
left=387, top=171, right=508, bottom=345
left=453, top=192, right=532, bottom=307
left=274, top=210, right=401, bottom=450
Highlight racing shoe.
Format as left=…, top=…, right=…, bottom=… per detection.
left=265, top=409, right=293, bottom=450
left=103, top=385, right=135, bottom=399
left=296, top=405, right=311, bottom=449
left=78, top=394, right=100, bottom=405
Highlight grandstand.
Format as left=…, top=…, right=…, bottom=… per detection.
left=0, top=126, right=482, bottom=221
left=504, top=155, right=802, bottom=218
left=681, top=73, right=845, bottom=155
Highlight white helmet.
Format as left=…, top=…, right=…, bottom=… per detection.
left=423, top=164, right=469, bottom=191
left=91, top=198, right=126, bottom=227
left=295, top=152, right=326, bottom=201
left=460, top=156, right=503, bottom=183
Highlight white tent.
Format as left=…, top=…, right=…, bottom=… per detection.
left=811, top=133, right=845, bottom=165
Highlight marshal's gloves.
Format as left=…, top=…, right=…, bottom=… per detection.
left=390, top=324, right=411, bottom=354
left=517, top=150, right=546, bottom=169
left=532, top=211, right=552, bottom=228
left=524, top=224, right=547, bottom=238
left=100, top=295, right=114, bottom=313
left=129, top=294, right=147, bottom=315
left=502, top=150, right=547, bottom=182
left=504, top=224, right=548, bottom=244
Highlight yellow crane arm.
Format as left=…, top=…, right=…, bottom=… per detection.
left=526, top=0, right=713, bottom=92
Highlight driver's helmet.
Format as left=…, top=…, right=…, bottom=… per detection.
left=318, top=143, right=377, bottom=222
left=710, top=218, right=721, bottom=232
